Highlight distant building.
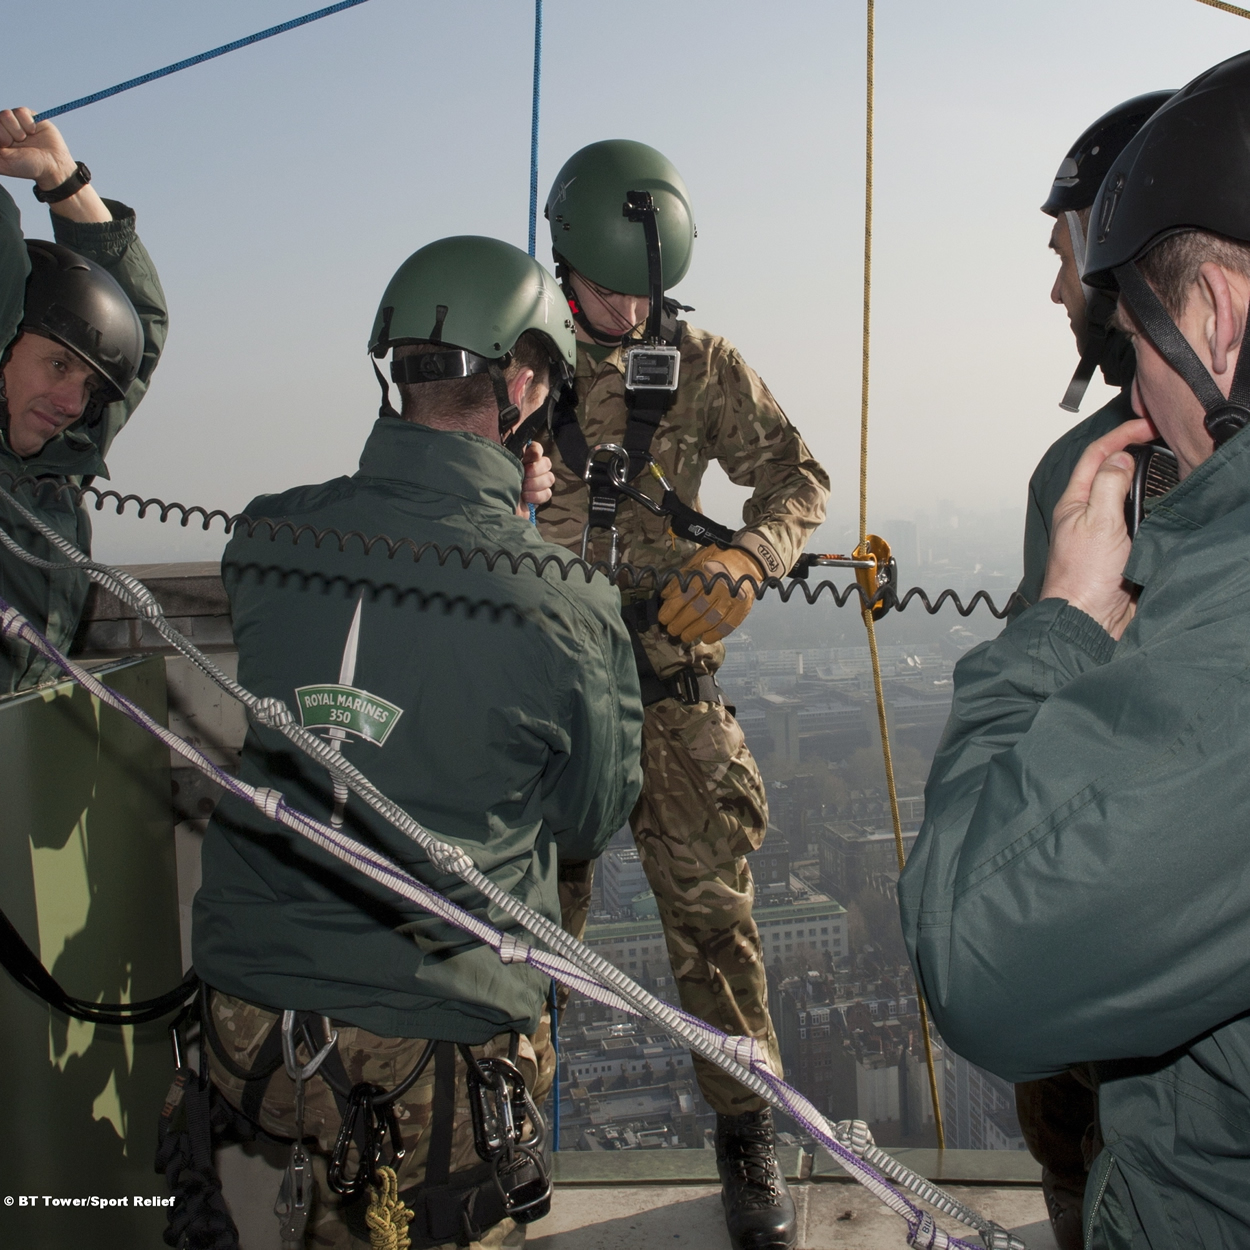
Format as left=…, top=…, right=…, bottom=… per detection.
left=584, top=897, right=848, bottom=978
left=755, top=897, right=848, bottom=965
left=942, top=1049, right=1026, bottom=1151
left=750, top=828, right=791, bottom=889
left=817, top=822, right=919, bottom=899
left=601, top=847, right=650, bottom=916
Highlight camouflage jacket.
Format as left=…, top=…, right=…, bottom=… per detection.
left=537, top=325, right=829, bottom=673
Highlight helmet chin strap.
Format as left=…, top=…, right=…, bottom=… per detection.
left=553, top=258, right=635, bottom=348
left=486, top=361, right=520, bottom=443
left=1059, top=211, right=1110, bottom=413
left=1115, top=261, right=1250, bottom=447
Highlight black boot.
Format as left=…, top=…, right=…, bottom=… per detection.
left=715, top=1109, right=797, bottom=1250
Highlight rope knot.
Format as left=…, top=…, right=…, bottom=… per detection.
left=427, top=843, right=473, bottom=876
left=252, top=787, right=284, bottom=821
left=722, top=1035, right=769, bottom=1073
left=497, top=935, right=531, bottom=964
left=834, top=1119, right=873, bottom=1155
left=366, top=1164, right=413, bottom=1250
left=253, top=697, right=295, bottom=729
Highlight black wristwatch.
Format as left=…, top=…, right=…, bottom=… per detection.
left=33, top=161, right=92, bottom=205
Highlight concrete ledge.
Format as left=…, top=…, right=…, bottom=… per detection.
left=72, top=562, right=232, bottom=657
left=811, top=1146, right=1042, bottom=1186
left=530, top=1181, right=1055, bottom=1249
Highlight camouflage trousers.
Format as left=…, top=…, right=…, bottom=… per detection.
left=560, top=694, right=782, bottom=1115
left=206, top=990, right=554, bottom=1249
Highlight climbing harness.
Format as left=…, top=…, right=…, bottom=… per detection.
left=550, top=188, right=688, bottom=559
left=0, top=493, right=1022, bottom=1250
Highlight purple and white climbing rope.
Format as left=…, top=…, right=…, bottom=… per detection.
left=0, top=499, right=1023, bottom=1250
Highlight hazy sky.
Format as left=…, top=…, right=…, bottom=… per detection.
left=2, top=0, right=1246, bottom=566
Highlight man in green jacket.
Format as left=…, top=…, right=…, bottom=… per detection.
left=194, top=237, right=643, bottom=1249
left=1008, top=91, right=1171, bottom=1250
left=1011, top=92, right=1171, bottom=620
left=901, top=52, right=1250, bottom=1248
left=0, top=107, right=167, bottom=693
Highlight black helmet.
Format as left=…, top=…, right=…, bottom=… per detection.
left=1045, top=91, right=1173, bottom=413
left=1083, top=51, right=1250, bottom=448
left=19, top=241, right=143, bottom=403
left=1042, top=91, right=1174, bottom=217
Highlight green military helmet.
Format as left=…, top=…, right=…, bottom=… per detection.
left=546, top=140, right=695, bottom=295
left=368, top=235, right=575, bottom=369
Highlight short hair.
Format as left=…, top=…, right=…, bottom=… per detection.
left=1137, top=229, right=1250, bottom=317
left=395, top=330, right=554, bottom=434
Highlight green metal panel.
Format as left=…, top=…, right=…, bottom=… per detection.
left=0, top=657, right=182, bottom=1248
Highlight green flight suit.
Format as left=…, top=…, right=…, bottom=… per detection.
left=900, top=425, right=1250, bottom=1247
left=0, top=189, right=168, bottom=693
left=539, top=325, right=829, bottom=1113
left=193, top=418, right=644, bottom=1042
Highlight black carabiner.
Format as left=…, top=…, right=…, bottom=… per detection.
left=327, top=1083, right=386, bottom=1197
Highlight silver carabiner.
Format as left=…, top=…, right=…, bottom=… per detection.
left=281, top=1009, right=339, bottom=1083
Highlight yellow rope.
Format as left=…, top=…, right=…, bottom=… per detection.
left=1195, top=0, right=1250, bottom=18
left=367, top=1165, right=413, bottom=1250
left=857, top=0, right=945, bottom=1149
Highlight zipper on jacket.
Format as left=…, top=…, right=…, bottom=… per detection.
left=1084, top=1152, right=1116, bottom=1248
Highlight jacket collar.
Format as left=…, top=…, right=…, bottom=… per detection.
left=1125, top=422, right=1250, bottom=585
left=355, top=416, right=521, bottom=512
left=0, top=417, right=108, bottom=481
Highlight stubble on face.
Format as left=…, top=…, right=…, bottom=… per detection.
left=1, top=333, right=98, bottom=457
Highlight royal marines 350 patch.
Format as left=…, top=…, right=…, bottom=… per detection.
left=294, top=597, right=403, bottom=747
left=294, top=683, right=403, bottom=745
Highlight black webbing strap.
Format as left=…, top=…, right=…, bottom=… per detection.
left=1114, top=263, right=1227, bottom=410
left=1061, top=286, right=1122, bottom=412
left=424, top=1041, right=457, bottom=1188
left=0, top=902, right=198, bottom=1025
left=390, top=351, right=491, bottom=385
left=620, top=598, right=725, bottom=707
left=394, top=1041, right=509, bottom=1248
left=1116, top=260, right=1250, bottom=446
left=550, top=314, right=685, bottom=485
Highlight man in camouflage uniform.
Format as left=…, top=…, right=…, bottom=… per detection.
left=539, top=140, right=828, bottom=1250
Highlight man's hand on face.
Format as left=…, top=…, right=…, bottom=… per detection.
left=1040, top=416, right=1156, bottom=640
left=517, top=441, right=555, bottom=515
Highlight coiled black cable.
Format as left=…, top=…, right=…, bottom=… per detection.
left=0, top=472, right=1024, bottom=619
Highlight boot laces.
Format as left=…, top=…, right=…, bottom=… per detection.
left=720, top=1126, right=781, bottom=1208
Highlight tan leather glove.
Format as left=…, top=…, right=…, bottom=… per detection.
left=658, top=545, right=765, bottom=644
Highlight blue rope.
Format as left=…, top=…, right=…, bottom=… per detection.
left=36, top=0, right=373, bottom=122
left=549, top=980, right=561, bottom=1151
left=527, top=0, right=543, bottom=258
